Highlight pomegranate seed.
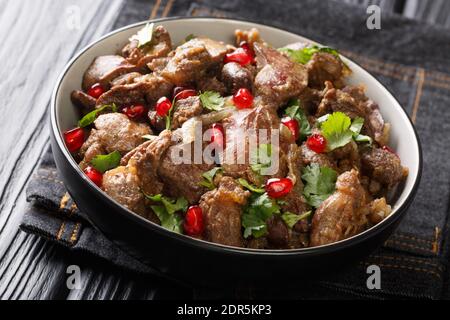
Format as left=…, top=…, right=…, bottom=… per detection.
left=173, top=86, right=193, bottom=98
left=121, top=104, right=146, bottom=120
left=174, top=89, right=197, bottom=101
left=224, top=48, right=253, bottom=66
left=87, top=83, right=105, bottom=99
left=184, top=206, right=204, bottom=236
left=265, top=178, right=294, bottom=199
left=281, top=117, right=300, bottom=141
left=63, top=127, right=85, bottom=153
left=307, top=134, right=327, bottom=154
left=382, top=146, right=399, bottom=158
left=84, top=166, right=103, bottom=187
left=210, top=123, right=225, bottom=148
left=240, top=41, right=255, bottom=57
left=233, top=88, right=254, bottom=109
left=156, top=97, right=172, bottom=117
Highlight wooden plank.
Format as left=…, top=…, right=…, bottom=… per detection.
left=0, top=0, right=126, bottom=300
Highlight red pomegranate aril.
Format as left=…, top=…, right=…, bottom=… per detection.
left=307, top=134, right=327, bottom=154
left=64, top=127, right=85, bottom=153
left=156, top=97, right=172, bottom=117
left=224, top=48, right=253, bottom=66
left=382, top=145, right=399, bottom=158
left=121, top=104, right=146, bottom=120
left=239, top=41, right=255, bottom=57
left=173, top=86, right=193, bottom=98
left=174, top=89, right=197, bottom=101
left=184, top=206, right=204, bottom=236
left=210, top=123, right=225, bottom=147
left=265, top=178, right=294, bottom=199
left=233, top=88, right=254, bottom=109
left=87, top=83, right=105, bottom=99
left=84, top=166, right=103, bottom=187
left=281, top=117, right=300, bottom=141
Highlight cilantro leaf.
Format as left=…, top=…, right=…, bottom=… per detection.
left=250, top=144, right=272, bottom=176
left=144, top=193, right=188, bottom=233
left=279, top=45, right=341, bottom=65
left=145, top=194, right=188, bottom=215
left=302, top=164, right=337, bottom=208
left=242, top=193, right=280, bottom=238
left=129, top=23, right=154, bottom=48
left=238, top=178, right=265, bottom=194
left=284, top=99, right=312, bottom=141
left=185, top=34, right=196, bottom=42
left=78, top=104, right=117, bottom=128
left=90, top=151, right=121, bottom=173
left=200, top=167, right=222, bottom=190
left=150, top=205, right=183, bottom=233
left=281, top=211, right=312, bottom=229
left=349, top=117, right=373, bottom=146
left=199, top=91, right=225, bottom=111
left=321, top=112, right=354, bottom=151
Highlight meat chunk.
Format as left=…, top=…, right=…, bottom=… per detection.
left=310, top=170, right=368, bottom=246
left=79, top=113, right=152, bottom=166
left=161, top=38, right=228, bottom=86
left=361, top=148, right=407, bottom=188
left=367, top=198, right=392, bottom=224
left=196, top=76, right=227, bottom=96
left=110, top=72, right=142, bottom=87
left=200, top=176, right=250, bottom=247
left=221, top=105, right=289, bottom=185
left=102, top=166, right=146, bottom=216
left=254, top=42, right=308, bottom=108
left=102, top=131, right=174, bottom=218
left=316, top=82, right=366, bottom=118
left=82, top=55, right=137, bottom=91
left=171, top=96, right=203, bottom=129
left=122, top=25, right=172, bottom=68
left=96, top=74, right=173, bottom=107
left=221, top=62, right=253, bottom=94
left=307, top=52, right=345, bottom=89
left=147, top=57, right=170, bottom=73
left=300, top=142, right=337, bottom=170
left=71, top=90, right=96, bottom=113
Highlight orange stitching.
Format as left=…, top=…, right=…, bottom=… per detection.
left=432, top=227, right=441, bottom=254
left=356, top=62, right=416, bottom=82
left=426, top=70, right=450, bottom=83
left=424, top=79, right=450, bottom=91
left=411, top=68, right=425, bottom=124
left=369, top=255, right=444, bottom=272
left=361, top=261, right=441, bottom=280
left=70, top=222, right=81, bottom=245
left=56, top=221, right=66, bottom=241
left=59, top=192, right=70, bottom=210
left=384, top=240, right=433, bottom=253
left=343, top=51, right=417, bottom=75
left=393, top=233, right=434, bottom=244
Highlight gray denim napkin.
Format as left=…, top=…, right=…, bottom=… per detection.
left=21, top=0, right=450, bottom=299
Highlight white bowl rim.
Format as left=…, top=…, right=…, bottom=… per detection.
left=51, top=16, right=423, bottom=256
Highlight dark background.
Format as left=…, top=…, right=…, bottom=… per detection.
left=0, top=0, right=449, bottom=300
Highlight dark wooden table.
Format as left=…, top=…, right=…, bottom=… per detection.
left=0, top=0, right=448, bottom=300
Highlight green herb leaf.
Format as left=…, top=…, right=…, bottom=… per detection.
left=129, top=23, right=154, bottom=48
left=321, top=112, right=354, bottom=151
left=250, top=144, right=272, bottom=175
left=354, top=134, right=373, bottom=145
left=200, top=167, right=223, bottom=190
left=78, top=104, right=117, bottom=128
left=284, top=99, right=312, bottom=141
left=145, top=194, right=188, bottom=215
left=150, top=205, right=183, bottom=233
left=90, top=151, right=121, bottom=173
left=279, top=45, right=343, bottom=65
left=185, top=34, right=196, bottom=42
left=281, top=211, right=312, bottom=229
left=349, top=117, right=373, bottom=145
left=302, top=164, right=338, bottom=208
left=242, top=193, right=281, bottom=239
left=238, top=178, right=265, bottom=194
left=199, top=91, right=225, bottom=111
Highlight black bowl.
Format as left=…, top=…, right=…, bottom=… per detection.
left=50, top=17, right=422, bottom=287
